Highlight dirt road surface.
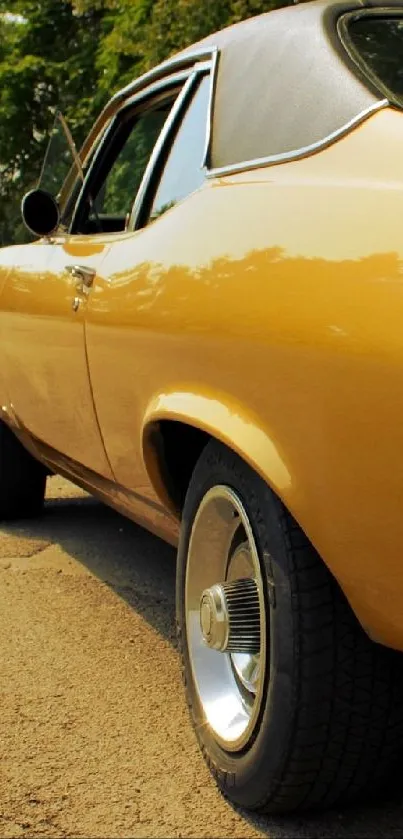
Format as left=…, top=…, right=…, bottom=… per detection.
left=1, top=477, right=403, bottom=838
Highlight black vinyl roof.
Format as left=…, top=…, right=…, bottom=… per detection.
left=175, top=0, right=402, bottom=170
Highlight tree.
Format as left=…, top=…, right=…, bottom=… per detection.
left=0, top=0, right=107, bottom=245
left=73, top=0, right=290, bottom=93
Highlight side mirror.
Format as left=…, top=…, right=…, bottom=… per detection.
left=21, top=189, right=60, bottom=237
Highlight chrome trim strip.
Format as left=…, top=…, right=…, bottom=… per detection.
left=70, top=70, right=196, bottom=234
left=202, top=47, right=219, bottom=168
left=130, top=71, right=201, bottom=230
left=82, top=48, right=217, bottom=156
left=108, top=47, right=216, bottom=108
left=59, top=50, right=216, bottom=211
left=206, top=98, right=388, bottom=178
left=123, top=61, right=212, bottom=112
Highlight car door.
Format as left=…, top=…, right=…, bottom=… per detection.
left=0, top=86, right=178, bottom=477
left=0, top=235, right=113, bottom=477
left=83, top=68, right=212, bottom=505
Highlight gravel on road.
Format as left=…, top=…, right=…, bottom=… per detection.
left=1, top=477, right=403, bottom=838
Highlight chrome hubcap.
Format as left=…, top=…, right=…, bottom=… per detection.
left=185, top=486, right=267, bottom=751
left=200, top=578, right=260, bottom=653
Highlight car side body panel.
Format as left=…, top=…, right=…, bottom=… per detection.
left=82, top=107, right=403, bottom=650
left=1, top=107, right=403, bottom=649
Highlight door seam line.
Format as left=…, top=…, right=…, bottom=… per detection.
left=83, top=319, right=117, bottom=481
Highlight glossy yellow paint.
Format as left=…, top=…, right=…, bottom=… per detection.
left=2, top=108, right=403, bottom=649
left=0, top=237, right=113, bottom=477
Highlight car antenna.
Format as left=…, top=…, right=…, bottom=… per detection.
left=57, top=111, right=84, bottom=182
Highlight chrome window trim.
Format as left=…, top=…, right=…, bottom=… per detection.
left=67, top=73, right=189, bottom=232
left=104, top=47, right=217, bottom=116
left=202, top=47, right=219, bottom=168
left=205, top=98, right=388, bottom=179
left=60, top=50, right=217, bottom=219
left=123, top=60, right=212, bottom=112
left=81, top=47, right=218, bottom=164
left=338, top=8, right=403, bottom=109
left=70, top=70, right=196, bottom=233
left=70, top=58, right=215, bottom=234
left=129, top=70, right=202, bottom=230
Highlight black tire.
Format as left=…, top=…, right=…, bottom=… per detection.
left=0, top=422, right=47, bottom=520
left=176, top=440, right=403, bottom=813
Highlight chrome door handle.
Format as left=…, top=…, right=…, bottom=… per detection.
left=65, top=264, right=96, bottom=290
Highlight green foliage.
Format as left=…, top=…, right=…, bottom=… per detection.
left=0, top=0, right=105, bottom=245
left=96, top=105, right=171, bottom=217
left=0, top=0, right=289, bottom=246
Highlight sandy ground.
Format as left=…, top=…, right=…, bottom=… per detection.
left=1, top=478, right=403, bottom=838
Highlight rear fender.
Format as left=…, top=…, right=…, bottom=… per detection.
left=141, top=390, right=292, bottom=514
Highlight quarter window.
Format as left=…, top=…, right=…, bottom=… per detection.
left=146, top=74, right=210, bottom=224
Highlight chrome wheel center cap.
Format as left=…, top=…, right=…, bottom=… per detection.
left=200, top=578, right=260, bottom=654
left=200, top=584, right=229, bottom=651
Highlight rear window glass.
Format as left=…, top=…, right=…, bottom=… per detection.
left=348, top=17, right=403, bottom=105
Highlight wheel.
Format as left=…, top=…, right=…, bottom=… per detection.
left=176, top=440, right=403, bottom=813
left=0, top=421, right=47, bottom=520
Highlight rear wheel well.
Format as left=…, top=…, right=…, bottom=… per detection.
left=155, top=421, right=210, bottom=513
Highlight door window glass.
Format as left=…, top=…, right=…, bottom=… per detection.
left=75, top=94, right=176, bottom=233
left=96, top=107, right=171, bottom=218
left=147, top=74, right=210, bottom=223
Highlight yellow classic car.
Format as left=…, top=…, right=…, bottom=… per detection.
left=1, top=0, right=403, bottom=814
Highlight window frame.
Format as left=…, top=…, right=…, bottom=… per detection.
left=56, top=120, right=111, bottom=230
left=69, top=59, right=212, bottom=236
left=130, top=68, right=210, bottom=231
left=338, top=8, right=403, bottom=110
left=70, top=83, right=181, bottom=234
